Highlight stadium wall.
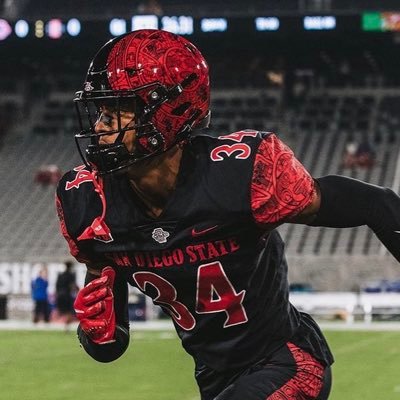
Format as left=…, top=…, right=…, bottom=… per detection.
left=287, top=254, right=400, bottom=291
left=1, top=255, right=399, bottom=320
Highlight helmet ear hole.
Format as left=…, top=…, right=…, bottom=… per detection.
left=136, top=132, right=165, bottom=155
left=126, top=68, right=137, bottom=77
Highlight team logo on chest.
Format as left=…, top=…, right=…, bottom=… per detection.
left=152, top=227, right=170, bottom=243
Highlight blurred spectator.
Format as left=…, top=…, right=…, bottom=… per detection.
left=34, top=164, right=62, bottom=186
left=343, top=139, right=375, bottom=169
left=137, top=0, right=163, bottom=15
left=31, top=265, right=51, bottom=323
left=338, top=60, right=351, bottom=87
left=55, top=261, right=79, bottom=331
left=0, top=128, right=4, bottom=149
left=356, top=139, right=376, bottom=168
left=342, top=140, right=358, bottom=168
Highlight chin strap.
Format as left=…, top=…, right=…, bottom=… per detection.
left=77, top=171, right=112, bottom=242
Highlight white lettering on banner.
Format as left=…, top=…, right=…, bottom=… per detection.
left=0, top=262, right=87, bottom=295
left=0, top=266, right=11, bottom=294
left=8, top=297, right=33, bottom=312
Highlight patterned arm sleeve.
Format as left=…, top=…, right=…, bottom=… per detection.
left=251, top=134, right=315, bottom=225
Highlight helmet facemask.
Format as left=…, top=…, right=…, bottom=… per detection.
left=74, top=76, right=204, bottom=175
left=74, top=85, right=168, bottom=175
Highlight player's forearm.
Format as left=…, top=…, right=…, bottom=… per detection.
left=78, top=324, right=130, bottom=363
left=309, top=175, right=400, bottom=261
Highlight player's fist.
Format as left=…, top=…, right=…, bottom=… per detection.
left=74, top=267, right=116, bottom=345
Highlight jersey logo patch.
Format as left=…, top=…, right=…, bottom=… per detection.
left=152, top=227, right=170, bottom=243
left=65, top=166, right=93, bottom=190
left=84, top=81, right=94, bottom=91
left=191, top=225, right=218, bottom=237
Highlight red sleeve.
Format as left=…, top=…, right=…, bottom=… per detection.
left=251, top=134, right=315, bottom=225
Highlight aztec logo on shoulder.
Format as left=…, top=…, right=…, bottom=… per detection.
left=65, top=166, right=93, bottom=190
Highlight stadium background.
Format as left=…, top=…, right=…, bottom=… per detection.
left=0, top=0, right=400, bottom=326
left=1, top=2, right=400, bottom=400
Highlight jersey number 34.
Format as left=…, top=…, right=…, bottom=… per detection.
left=133, top=261, right=248, bottom=330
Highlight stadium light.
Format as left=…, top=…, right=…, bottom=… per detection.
left=304, top=16, right=336, bottom=30
left=0, top=19, right=12, bottom=40
left=255, top=17, right=280, bottom=31
left=131, top=15, right=158, bottom=31
left=35, top=20, right=44, bottom=38
left=110, top=18, right=127, bottom=36
left=47, top=19, right=63, bottom=39
left=66, top=18, right=81, bottom=36
left=161, top=16, right=193, bottom=35
left=15, top=20, right=29, bottom=38
left=200, top=18, right=227, bottom=33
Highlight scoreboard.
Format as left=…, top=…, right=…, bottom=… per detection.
left=0, top=12, right=399, bottom=42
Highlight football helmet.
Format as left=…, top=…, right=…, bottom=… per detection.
left=74, top=29, right=210, bottom=174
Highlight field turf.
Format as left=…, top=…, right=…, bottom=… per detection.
left=0, top=329, right=399, bottom=399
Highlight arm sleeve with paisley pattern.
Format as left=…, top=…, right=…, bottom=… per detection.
left=250, top=133, right=316, bottom=225
left=308, top=175, right=400, bottom=262
left=249, top=135, right=400, bottom=262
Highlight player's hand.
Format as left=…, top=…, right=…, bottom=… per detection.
left=74, top=267, right=116, bottom=345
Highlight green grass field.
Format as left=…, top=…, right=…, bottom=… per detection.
left=0, top=329, right=399, bottom=399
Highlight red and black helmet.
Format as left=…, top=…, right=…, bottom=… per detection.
left=74, top=29, right=210, bottom=174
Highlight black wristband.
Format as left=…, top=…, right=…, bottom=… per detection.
left=77, top=324, right=130, bottom=363
left=310, top=175, right=400, bottom=261
left=311, top=175, right=379, bottom=227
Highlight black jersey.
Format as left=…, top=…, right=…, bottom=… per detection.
left=56, top=130, right=333, bottom=372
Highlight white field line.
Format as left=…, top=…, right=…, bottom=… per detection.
left=2, top=320, right=400, bottom=332
left=319, top=322, right=400, bottom=331
left=332, top=331, right=400, bottom=355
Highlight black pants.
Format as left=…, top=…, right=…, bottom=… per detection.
left=196, top=342, right=332, bottom=400
left=33, top=300, right=50, bottom=323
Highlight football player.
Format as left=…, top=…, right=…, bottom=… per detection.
left=56, top=29, right=400, bottom=399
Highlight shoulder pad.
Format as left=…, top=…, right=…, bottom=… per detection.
left=59, top=165, right=95, bottom=193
